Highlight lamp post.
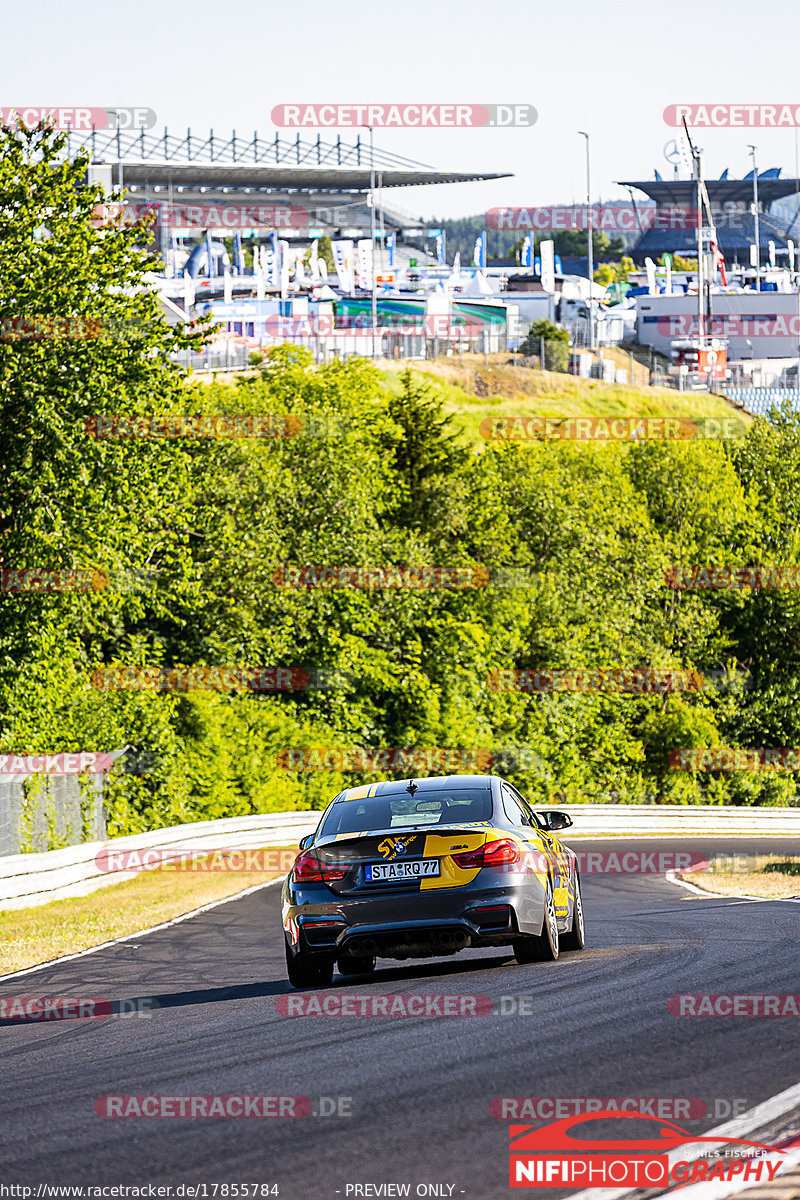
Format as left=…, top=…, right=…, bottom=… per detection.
left=367, top=124, right=378, bottom=359
left=578, top=131, right=594, bottom=351
left=748, top=144, right=760, bottom=292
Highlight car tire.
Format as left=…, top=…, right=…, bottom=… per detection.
left=285, top=941, right=334, bottom=989
left=337, top=955, right=377, bottom=976
left=513, top=877, right=559, bottom=963
left=560, top=875, right=586, bottom=951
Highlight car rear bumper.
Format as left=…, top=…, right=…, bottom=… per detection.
left=282, top=875, right=545, bottom=959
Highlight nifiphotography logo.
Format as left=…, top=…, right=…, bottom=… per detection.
left=507, top=1111, right=783, bottom=1188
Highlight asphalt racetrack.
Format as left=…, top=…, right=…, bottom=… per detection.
left=1, top=837, right=799, bottom=1198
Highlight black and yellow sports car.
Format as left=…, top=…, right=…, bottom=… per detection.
left=281, top=773, right=585, bottom=988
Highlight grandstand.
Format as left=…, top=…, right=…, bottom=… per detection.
left=619, top=171, right=800, bottom=266
left=723, top=387, right=800, bottom=416
left=71, top=127, right=511, bottom=256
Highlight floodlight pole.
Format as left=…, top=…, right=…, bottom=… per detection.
left=578, top=131, right=594, bottom=350
left=748, top=145, right=760, bottom=292
left=368, top=125, right=377, bottom=359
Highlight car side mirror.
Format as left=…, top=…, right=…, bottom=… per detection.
left=541, top=811, right=572, bottom=831
left=298, top=834, right=314, bottom=850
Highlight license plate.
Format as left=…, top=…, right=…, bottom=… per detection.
left=365, top=859, right=440, bottom=882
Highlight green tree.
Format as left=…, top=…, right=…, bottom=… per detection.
left=0, top=122, right=208, bottom=829
left=379, top=369, right=470, bottom=536
left=520, top=320, right=570, bottom=371
left=595, top=255, right=635, bottom=287
left=669, top=254, right=699, bottom=272
left=305, top=233, right=335, bottom=273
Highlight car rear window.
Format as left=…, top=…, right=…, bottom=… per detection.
left=319, top=789, right=493, bottom=837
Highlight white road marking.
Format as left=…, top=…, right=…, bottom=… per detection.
left=565, top=1080, right=800, bottom=1200
left=0, top=877, right=283, bottom=982
left=662, top=1147, right=800, bottom=1200
left=666, top=870, right=800, bottom=902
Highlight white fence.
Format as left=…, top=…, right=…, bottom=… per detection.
left=0, top=812, right=317, bottom=911
left=2, top=804, right=799, bottom=911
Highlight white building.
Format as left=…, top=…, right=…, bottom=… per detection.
left=636, top=291, right=800, bottom=360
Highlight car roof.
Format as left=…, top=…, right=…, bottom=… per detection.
left=338, top=774, right=498, bottom=801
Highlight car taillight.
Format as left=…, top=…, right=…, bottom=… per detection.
left=292, top=851, right=349, bottom=883
left=292, top=851, right=323, bottom=882
left=452, top=839, right=521, bottom=869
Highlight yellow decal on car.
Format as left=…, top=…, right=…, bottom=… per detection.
left=419, top=831, right=487, bottom=890
left=377, top=834, right=421, bottom=860
left=343, top=784, right=372, bottom=801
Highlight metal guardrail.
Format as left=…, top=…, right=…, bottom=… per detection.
left=2, top=805, right=799, bottom=911
left=0, top=812, right=318, bottom=910
left=555, top=803, right=800, bottom=835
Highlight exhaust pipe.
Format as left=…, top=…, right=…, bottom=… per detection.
left=347, top=937, right=378, bottom=957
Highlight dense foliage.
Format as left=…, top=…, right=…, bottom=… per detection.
left=2, top=127, right=800, bottom=838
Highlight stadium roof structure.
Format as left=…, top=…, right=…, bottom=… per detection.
left=67, top=128, right=511, bottom=191
left=618, top=172, right=800, bottom=263
left=618, top=175, right=800, bottom=207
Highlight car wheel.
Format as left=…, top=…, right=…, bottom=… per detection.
left=513, top=877, right=559, bottom=963
left=285, top=941, right=334, bottom=989
left=337, top=955, right=376, bottom=976
left=560, top=875, right=586, bottom=951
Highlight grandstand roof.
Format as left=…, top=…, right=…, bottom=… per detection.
left=68, top=128, right=511, bottom=191
left=619, top=177, right=800, bottom=205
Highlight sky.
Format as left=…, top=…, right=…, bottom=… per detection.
left=5, top=0, right=800, bottom=221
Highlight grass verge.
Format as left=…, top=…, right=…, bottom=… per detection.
left=0, top=846, right=297, bottom=977
left=379, top=355, right=747, bottom=448
left=678, top=855, right=800, bottom=899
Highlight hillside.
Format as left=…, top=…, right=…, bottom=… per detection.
left=379, top=354, right=746, bottom=447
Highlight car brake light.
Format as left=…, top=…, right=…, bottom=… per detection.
left=452, top=839, right=521, bottom=869
left=292, top=851, right=322, bottom=882
left=292, top=851, right=348, bottom=883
